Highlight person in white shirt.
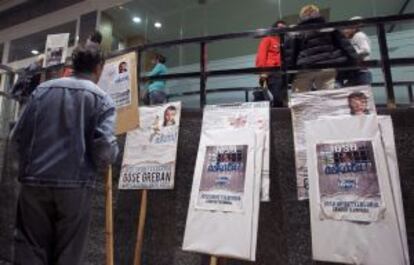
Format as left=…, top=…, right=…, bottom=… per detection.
left=342, top=16, right=373, bottom=86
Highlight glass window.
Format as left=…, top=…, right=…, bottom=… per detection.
left=100, top=0, right=403, bottom=64
left=99, top=0, right=413, bottom=105
left=79, top=11, right=98, bottom=44
left=8, top=21, right=77, bottom=62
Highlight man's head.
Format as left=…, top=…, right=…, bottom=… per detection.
left=72, top=43, right=105, bottom=83
left=272, top=20, right=287, bottom=29
left=89, top=30, right=103, bottom=44
left=299, top=4, right=320, bottom=21
left=343, top=16, right=363, bottom=38
left=157, top=54, right=166, bottom=64
left=118, top=61, right=128, bottom=73
left=348, top=92, right=368, bottom=115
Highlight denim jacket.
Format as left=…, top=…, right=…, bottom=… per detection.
left=11, top=75, right=119, bottom=188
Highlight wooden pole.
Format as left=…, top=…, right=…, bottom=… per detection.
left=210, top=256, right=218, bottom=265
left=105, top=166, right=114, bottom=265
left=133, top=189, right=148, bottom=265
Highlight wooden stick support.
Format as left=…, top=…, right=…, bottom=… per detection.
left=133, top=189, right=148, bottom=265
left=105, top=166, right=114, bottom=265
left=210, top=256, right=218, bottom=265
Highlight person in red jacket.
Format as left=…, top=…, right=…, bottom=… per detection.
left=255, top=20, right=286, bottom=107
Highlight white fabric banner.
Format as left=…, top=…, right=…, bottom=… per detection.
left=306, top=115, right=409, bottom=265
left=290, top=86, right=376, bottom=200
left=44, top=33, right=70, bottom=67
left=182, top=128, right=263, bottom=261
left=203, top=102, right=270, bottom=201
left=119, top=102, right=181, bottom=190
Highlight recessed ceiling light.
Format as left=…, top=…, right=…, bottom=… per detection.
left=31, top=50, right=39, bottom=55
left=154, top=22, right=162, bottom=28
left=133, top=17, right=142, bottom=23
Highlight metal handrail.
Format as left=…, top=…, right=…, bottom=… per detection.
left=166, top=82, right=414, bottom=105
left=141, top=60, right=384, bottom=82
left=0, top=91, right=10, bottom=98
left=0, top=64, right=14, bottom=74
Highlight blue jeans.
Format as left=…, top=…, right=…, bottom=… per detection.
left=149, top=90, right=167, bottom=105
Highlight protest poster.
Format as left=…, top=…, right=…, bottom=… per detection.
left=306, top=115, right=409, bottom=265
left=119, top=102, right=181, bottom=190
left=290, top=86, right=376, bottom=200
left=195, top=145, right=248, bottom=212
left=98, top=52, right=139, bottom=134
left=44, top=33, right=70, bottom=67
left=316, top=140, right=383, bottom=222
left=183, top=128, right=263, bottom=261
left=202, top=102, right=270, bottom=201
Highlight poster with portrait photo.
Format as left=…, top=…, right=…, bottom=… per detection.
left=290, top=86, right=376, bottom=200
left=119, top=102, right=181, bottom=190
left=202, top=102, right=270, bottom=201
left=98, top=58, right=131, bottom=108
left=44, top=33, right=70, bottom=67
left=306, top=115, right=408, bottom=265
left=98, top=52, right=139, bottom=134
left=316, top=140, right=383, bottom=222
left=195, top=145, right=248, bottom=212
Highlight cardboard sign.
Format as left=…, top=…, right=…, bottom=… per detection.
left=290, top=86, right=376, bottom=200
left=306, top=115, right=409, bottom=265
left=98, top=52, right=139, bottom=134
left=119, top=102, right=181, bottom=189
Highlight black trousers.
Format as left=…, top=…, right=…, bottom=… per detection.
left=14, top=185, right=93, bottom=265
left=267, top=74, right=287, bottom=107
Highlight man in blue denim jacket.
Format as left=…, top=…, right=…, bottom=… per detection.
left=11, top=41, right=118, bottom=265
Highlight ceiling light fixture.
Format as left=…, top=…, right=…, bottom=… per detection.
left=154, top=22, right=162, bottom=28
left=31, top=50, right=39, bottom=55
left=133, top=16, right=142, bottom=23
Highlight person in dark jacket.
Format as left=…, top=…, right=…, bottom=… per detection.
left=285, top=5, right=358, bottom=93
left=11, top=41, right=118, bottom=265
left=10, top=55, right=44, bottom=105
